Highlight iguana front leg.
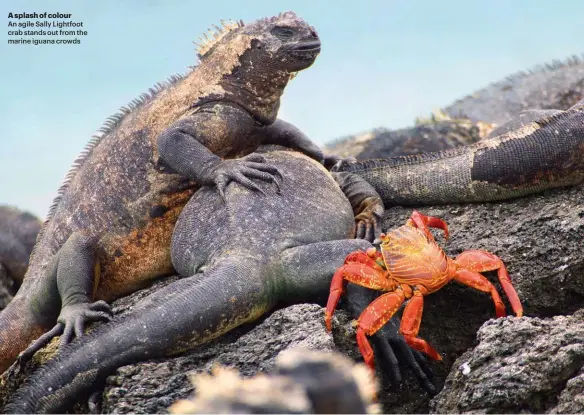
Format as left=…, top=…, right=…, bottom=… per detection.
left=258, top=119, right=324, bottom=163
left=17, top=233, right=112, bottom=363
left=257, top=118, right=350, bottom=168
left=157, top=103, right=284, bottom=198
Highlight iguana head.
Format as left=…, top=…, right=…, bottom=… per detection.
left=197, top=12, right=320, bottom=73
left=194, top=12, right=320, bottom=123
left=241, top=11, right=321, bottom=72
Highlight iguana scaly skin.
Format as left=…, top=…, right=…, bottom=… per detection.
left=443, top=54, right=584, bottom=125
left=0, top=206, right=41, bottom=288
left=0, top=11, right=327, bottom=374
left=337, top=99, right=584, bottom=205
left=5, top=149, right=395, bottom=413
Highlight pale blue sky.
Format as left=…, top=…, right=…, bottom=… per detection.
left=1, top=0, right=583, bottom=217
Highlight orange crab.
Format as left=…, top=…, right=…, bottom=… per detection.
left=325, top=210, right=523, bottom=369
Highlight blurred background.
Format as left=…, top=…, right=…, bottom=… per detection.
left=1, top=0, right=582, bottom=217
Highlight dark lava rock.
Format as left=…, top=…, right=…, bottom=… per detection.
left=430, top=310, right=584, bottom=414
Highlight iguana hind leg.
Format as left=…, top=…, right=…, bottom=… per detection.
left=21, top=233, right=112, bottom=360
left=6, top=258, right=271, bottom=413
left=278, top=239, right=373, bottom=305
left=0, top=232, right=112, bottom=373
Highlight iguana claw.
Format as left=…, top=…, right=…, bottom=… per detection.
left=354, top=199, right=384, bottom=242
left=18, top=300, right=112, bottom=365
left=207, top=155, right=284, bottom=200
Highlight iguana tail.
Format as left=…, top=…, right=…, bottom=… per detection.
left=5, top=259, right=271, bottom=414
left=341, top=101, right=584, bottom=205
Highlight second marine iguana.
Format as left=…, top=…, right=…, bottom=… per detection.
left=5, top=148, right=435, bottom=413
left=0, top=206, right=41, bottom=310
left=0, top=11, right=329, bottom=373
left=335, top=98, right=584, bottom=206
left=0, top=206, right=41, bottom=289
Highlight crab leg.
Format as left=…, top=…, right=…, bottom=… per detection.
left=324, top=261, right=394, bottom=331
left=407, top=210, right=449, bottom=241
left=453, top=268, right=507, bottom=317
left=355, top=287, right=407, bottom=369
left=455, top=250, right=523, bottom=317
left=399, top=288, right=442, bottom=361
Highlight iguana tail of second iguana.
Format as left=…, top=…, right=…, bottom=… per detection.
left=340, top=100, right=584, bottom=205
left=5, top=258, right=272, bottom=414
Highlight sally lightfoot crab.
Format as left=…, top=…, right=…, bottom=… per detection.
left=325, top=210, right=524, bottom=369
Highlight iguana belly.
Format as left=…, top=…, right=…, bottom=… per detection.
left=94, top=188, right=195, bottom=302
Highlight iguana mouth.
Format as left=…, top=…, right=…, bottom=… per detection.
left=291, top=40, right=321, bottom=53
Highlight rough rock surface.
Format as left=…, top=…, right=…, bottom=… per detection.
left=430, top=310, right=584, bottom=414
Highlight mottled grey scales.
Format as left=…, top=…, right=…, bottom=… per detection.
left=338, top=99, right=584, bottom=205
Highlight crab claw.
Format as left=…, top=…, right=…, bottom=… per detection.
left=408, top=210, right=449, bottom=240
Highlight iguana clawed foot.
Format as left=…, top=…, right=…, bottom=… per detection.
left=339, top=283, right=436, bottom=395
left=354, top=198, right=384, bottom=242
left=204, top=154, right=284, bottom=199
left=18, top=300, right=112, bottom=365
left=368, top=320, right=436, bottom=395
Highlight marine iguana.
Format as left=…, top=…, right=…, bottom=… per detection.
left=0, top=206, right=41, bottom=309
left=335, top=98, right=584, bottom=206
left=5, top=148, right=432, bottom=413
left=0, top=206, right=41, bottom=289
left=0, top=11, right=329, bottom=374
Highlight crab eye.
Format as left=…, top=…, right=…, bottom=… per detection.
left=271, top=26, right=296, bottom=40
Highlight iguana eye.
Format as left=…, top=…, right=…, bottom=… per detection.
left=271, top=26, right=296, bottom=40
